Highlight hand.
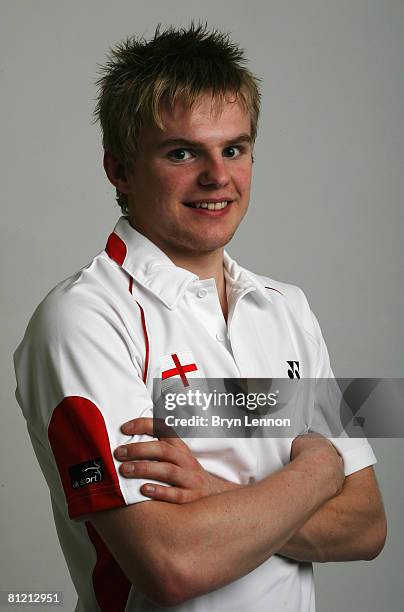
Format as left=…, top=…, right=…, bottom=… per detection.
left=290, top=432, right=345, bottom=497
left=115, top=417, right=238, bottom=503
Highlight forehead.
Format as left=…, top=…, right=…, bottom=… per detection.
left=142, top=93, right=251, bottom=147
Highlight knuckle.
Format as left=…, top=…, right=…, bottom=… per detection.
left=188, top=455, right=199, bottom=468
left=163, top=487, right=175, bottom=502
left=132, top=461, right=150, bottom=478
left=176, top=488, right=186, bottom=504
left=166, top=463, right=177, bottom=481
left=193, top=471, right=204, bottom=487
left=135, top=461, right=147, bottom=476
left=159, top=441, right=170, bottom=457
left=164, top=445, right=178, bottom=464
left=198, top=474, right=206, bottom=489
left=130, top=444, right=142, bottom=459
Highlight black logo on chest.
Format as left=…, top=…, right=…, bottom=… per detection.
left=287, top=360, right=300, bottom=379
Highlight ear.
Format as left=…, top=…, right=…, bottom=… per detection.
left=103, top=151, right=130, bottom=194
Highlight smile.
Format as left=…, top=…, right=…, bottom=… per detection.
left=184, top=200, right=230, bottom=210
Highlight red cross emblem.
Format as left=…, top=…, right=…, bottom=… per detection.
left=162, top=353, right=198, bottom=387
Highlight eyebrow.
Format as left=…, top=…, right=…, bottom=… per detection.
left=156, top=133, right=252, bottom=150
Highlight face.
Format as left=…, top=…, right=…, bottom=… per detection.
left=120, top=93, right=253, bottom=259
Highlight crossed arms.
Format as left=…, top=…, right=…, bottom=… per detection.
left=86, top=418, right=387, bottom=607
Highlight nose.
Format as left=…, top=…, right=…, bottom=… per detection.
left=198, top=155, right=230, bottom=188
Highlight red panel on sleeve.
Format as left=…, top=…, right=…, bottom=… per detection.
left=48, top=396, right=125, bottom=519
left=85, top=521, right=131, bottom=612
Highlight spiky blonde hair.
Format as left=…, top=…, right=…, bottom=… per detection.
left=94, top=22, right=261, bottom=214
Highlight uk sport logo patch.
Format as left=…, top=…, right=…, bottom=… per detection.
left=69, top=458, right=104, bottom=489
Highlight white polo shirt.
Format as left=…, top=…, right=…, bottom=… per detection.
left=14, top=216, right=376, bottom=612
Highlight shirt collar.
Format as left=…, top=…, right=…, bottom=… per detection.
left=223, top=251, right=273, bottom=305
left=105, top=216, right=273, bottom=308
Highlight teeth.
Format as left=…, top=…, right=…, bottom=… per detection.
left=187, top=201, right=229, bottom=210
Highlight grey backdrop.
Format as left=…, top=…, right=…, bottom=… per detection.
left=1, top=1, right=403, bottom=610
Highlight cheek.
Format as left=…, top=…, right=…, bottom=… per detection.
left=234, top=166, right=252, bottom=193
left=155, top=167, right=195, bottom=197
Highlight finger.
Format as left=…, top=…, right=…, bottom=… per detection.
left=121, top=417, right=176, bottom=437
left=121, top=417, right=154, bottom=436
left=120, top=461, right=195, bottom=489
left=305, top=430, right=325, bottom=439
left=140, top=483, right=191, bottom=504
left=115, top=440, right=183, bottom=465
left=121, top=417, right=191, bottom=451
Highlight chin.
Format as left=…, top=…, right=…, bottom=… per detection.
left=183, top=231, right=235, bottom=253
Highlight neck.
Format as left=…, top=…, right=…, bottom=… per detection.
left=168, top=247, right=224, bottom=282
left=128, top=220, right=229, bottom=320
left=174, top=247, right=228, bottom=322
left=167, top=247, right=229, bottom=321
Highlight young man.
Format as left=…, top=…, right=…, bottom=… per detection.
left=14, top=24, right=386, bottom=612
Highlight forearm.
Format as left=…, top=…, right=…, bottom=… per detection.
left=147, top=456, right=338, bottom=598
left=93, top=455, right=339, bottom=605
left=277, top=467, right=387, bottom=563
left=95, top=430, right=347, bottom=605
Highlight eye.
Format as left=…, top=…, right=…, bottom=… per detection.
left=168, top=149, right=193, bottom=162
left=223, top=146, right=241, bottom=158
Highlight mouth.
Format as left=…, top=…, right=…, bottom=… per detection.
left=183, top=200, right=232, bottom=212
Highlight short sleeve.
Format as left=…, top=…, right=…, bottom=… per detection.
left=14, top=288, right=158, bottom=520
left=308, top=311, right=377, bottom=476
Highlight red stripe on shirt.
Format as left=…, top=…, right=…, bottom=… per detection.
left=130, top=279, right=149, bottom=384
left=107, top=240, right=147, bottom=385
left=127, top=272, right=149, bottom=385
left=48, top=396, right=125, bottom=519
left=136, top=300, right=149, bottom=384
left=265, top=286, right=283, bottom=295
